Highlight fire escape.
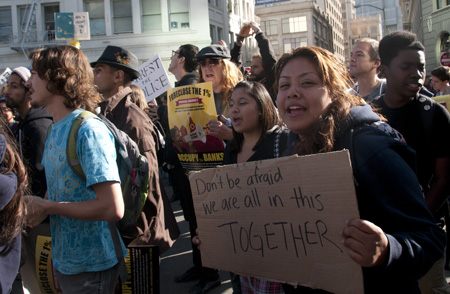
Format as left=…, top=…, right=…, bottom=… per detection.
left=10, top=0, right=64, bottom=59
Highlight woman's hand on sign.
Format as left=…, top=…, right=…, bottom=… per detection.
left=341, top=218, right=389, bottom=267
left=209, top=119, right=233, bottom=141
left=192, top=229, right=202, bottom=250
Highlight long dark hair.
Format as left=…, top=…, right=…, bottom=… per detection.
left=0, top=120, right=27, bottom=255
left=274, top=46, right=365, bottom=155
left=230, top=81, right=283, bottom=153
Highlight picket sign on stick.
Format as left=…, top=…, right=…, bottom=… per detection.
left=189, top=150, right=364, bottom=294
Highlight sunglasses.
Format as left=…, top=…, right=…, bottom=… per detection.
left=172, top=50, right=179, bottom=57
left=199, top=59, right=221, bottom=67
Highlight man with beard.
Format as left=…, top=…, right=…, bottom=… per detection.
left=5, top=66, right=52, bottom=293
left=231, top=22, right=277, bottom=105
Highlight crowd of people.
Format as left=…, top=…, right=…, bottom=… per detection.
left=0, top=22, right=450, bottom=294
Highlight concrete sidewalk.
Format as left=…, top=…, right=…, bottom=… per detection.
left=160, top=174, right=233, bottom=294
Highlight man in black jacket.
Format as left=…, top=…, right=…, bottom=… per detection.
left=5, top=66, right=52, bottom=293
left=230, top=22, right=277, bottom=105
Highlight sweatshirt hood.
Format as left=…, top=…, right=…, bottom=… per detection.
left=283, top=104, right=381, bottom=156
left=20, top=107, right=52, bottom=127
left=334, top=104, right=381, bottom=138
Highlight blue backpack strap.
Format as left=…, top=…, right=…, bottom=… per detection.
left=66, top=111, right=98, bottom=181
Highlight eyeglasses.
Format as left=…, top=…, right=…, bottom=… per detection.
left=172, top=50, right=179, bottom=57
left=199, top=59, right=221, bottom=67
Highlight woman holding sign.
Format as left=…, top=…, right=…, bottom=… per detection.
left=275, top=46, right=445, bottom=293
left=225, top=81, right=289, bottom=293
left=197, top=44, right=243, bottom=141
left=0, top=121, right=27, bottom=293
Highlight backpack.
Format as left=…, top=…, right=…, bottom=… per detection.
left=48, top=110, right=150, bottom=233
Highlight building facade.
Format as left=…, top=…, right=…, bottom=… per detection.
left=255, top=0, right=333, bottom=60
left=0, top=0, right=256, bottom=83
left=354, top=0, right=402, bottom=35
left=401, top=0, right=450, bottom=73
left=316, top=0, right=345, bottom=61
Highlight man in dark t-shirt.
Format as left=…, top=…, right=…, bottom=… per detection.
left=373, top=31, right=450, bottom=294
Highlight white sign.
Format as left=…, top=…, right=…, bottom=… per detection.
left=74, top=12, right=90, bottom=40
left=133, top=55, right=171, bottom=102
left=0, top=68, right=12, bottom=87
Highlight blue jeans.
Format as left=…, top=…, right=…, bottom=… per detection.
left=55, top=263, right=119, bottom=294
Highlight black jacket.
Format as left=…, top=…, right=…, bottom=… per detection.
left=283, top=104, right=445, bottom=294
left=19, top=107, right=52, bottom=197
left=230, top=32, right=277, bottom=105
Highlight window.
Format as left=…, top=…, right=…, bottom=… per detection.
left=84, top=0, right=105, bottom=35
left=437, top=0, right=442, bottom=9
left=283, top=37, right=307, bottom=53
left=43, top=4, right=59, bottom=40
left=210, top=25, right=216, bottom=43
left=440, top=33, right=450, bottom=52
left=313, top=17, right=317, bottom=33
left=282, top=16, right=307, bottom=34
left=0, top=7, right=11, bottom=42
left=142, top=0, right=161, bottom=31
left=217, top=27, right=223, bottom=41
left=112, top=0, right=132, bottom=34
left=261, top=20, right=277, bottom=36
left=169, top=0, right=189, bottom=30
left=271, top=39, right=279, bottom=56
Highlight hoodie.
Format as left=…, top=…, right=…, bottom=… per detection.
left=283, top=104, right=445, bottom=294
left=19, top=107, right=52, bottom=197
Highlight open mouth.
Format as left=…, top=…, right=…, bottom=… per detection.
left=287, top=105, right=306, bottom=115
left=232, top=117, right=242, bottom=125
left=406, top=82, right=422, bottom=91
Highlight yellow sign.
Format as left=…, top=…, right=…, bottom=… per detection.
left=36, top=236, right=61, bottom=294
left=167, top=82, right=224, bottom=172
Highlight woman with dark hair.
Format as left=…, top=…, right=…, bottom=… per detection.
left=0, top=120, right=27, bottom=293
left=275, top=46, right=445, bottom=294
left=225, top=81, right=288, bottom=294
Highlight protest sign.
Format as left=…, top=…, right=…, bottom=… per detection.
left=121, top=246, right=160, bottom=294
left=190, top=150, right=363, bottom=294
left=167, top=82, right=224, bottom=172
left=0, top=67, right=11, bottom=92
left=433, top=94, right=450, bottom=112
left=36, top=236, right=61, bottom=294
left=133, top=55, right=171, bottom=102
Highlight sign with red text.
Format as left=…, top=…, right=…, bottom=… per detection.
left=190, top=151, right=363, bottom=294
left=167, top=82, right=224, bottom=173
left=133, top=54, right=171, bottom=102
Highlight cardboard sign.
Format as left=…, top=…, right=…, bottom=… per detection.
left=190, top=151, right=363, bottom=294
left=55, top=13, right=74, bottom=40
left=55, top=12, right=90, bottom=40
left=167, top=82, right=224, bottom=173
left=133, top=55, right=171, bottom=102
left=73, top=12, right=90, bottom=40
